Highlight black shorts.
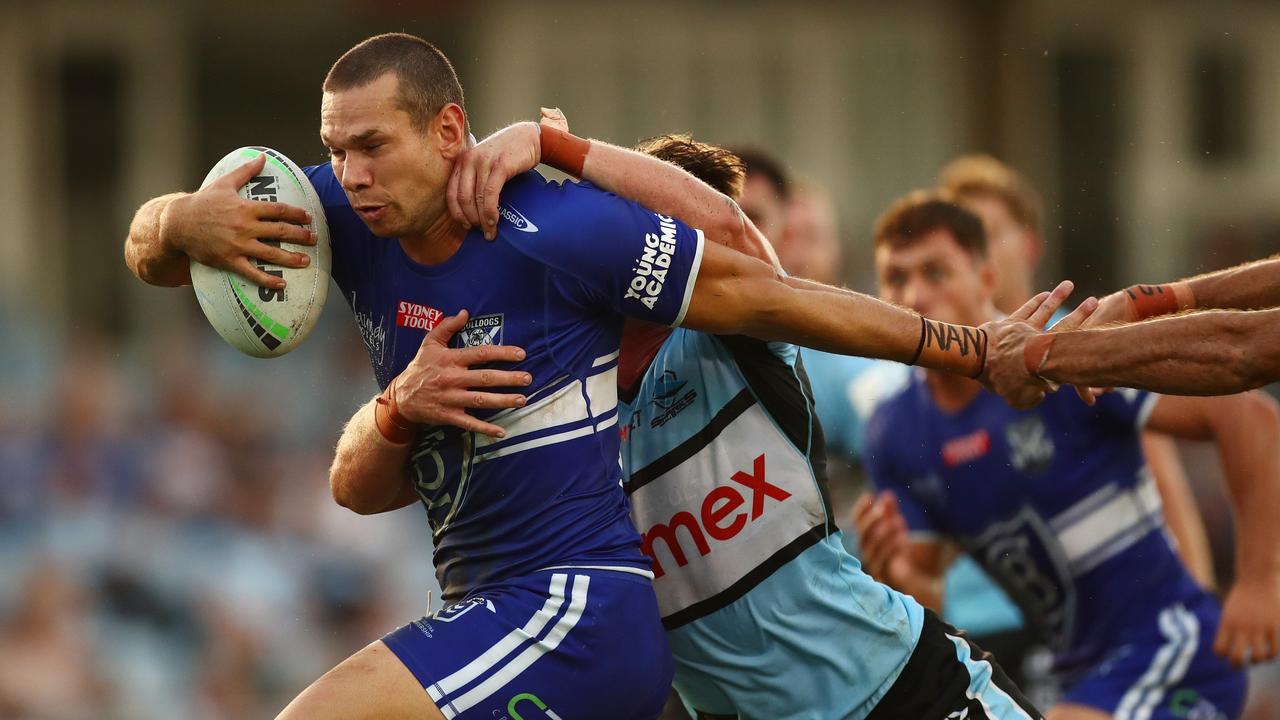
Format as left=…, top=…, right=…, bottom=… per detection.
left=866, top=609, right=1044, bottom=720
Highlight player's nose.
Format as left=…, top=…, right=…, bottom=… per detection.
left=902, top=280, right=931, bottom=315
left=339, top=157, right=373, bottom=192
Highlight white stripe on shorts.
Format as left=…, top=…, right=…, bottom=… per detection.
left=441, top=574, right=591, bottom=719
left=1114, top=604, right=1199, bottom=720
left=428, top=573, right=568, bottom=705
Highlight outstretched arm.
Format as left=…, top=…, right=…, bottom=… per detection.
left=1025, top=307, right=1280, bottom=395
left=680, top=238, right=1072, bottom=408
left=1088, top=255, right=1280, bottom=326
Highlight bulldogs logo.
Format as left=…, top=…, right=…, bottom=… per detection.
left=457, top=313, right=504, bottom=347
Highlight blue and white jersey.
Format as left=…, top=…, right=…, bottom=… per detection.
left=305, top=165, right=705, bottom=601
left=851, top=361, right=1026, bottom=638
left=863, top=373, right=1210, bottom=677
left=620, top=329, right=923, bottom=718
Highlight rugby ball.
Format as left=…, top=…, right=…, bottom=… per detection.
left=190, top=147, right=331, bottom=358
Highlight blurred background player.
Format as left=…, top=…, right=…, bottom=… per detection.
left=938, top=155, right=1216, bottom=592
left=738, top=149, right=1047, bottom=695
left=856, top=191, right=1280, bottom=720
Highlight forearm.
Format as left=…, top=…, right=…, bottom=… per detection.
left=124, top=192, right=193, bottom=287
left=685, top=262, right=987, bottom=377
left=1185, top=255, right=1280, bottom=312
left=1039, top=309, right=1280, bottom=394
left=1207, top=393, right=1280, bottom=580
left=330, top=399, right=417, bottom=515
left=544, top=127, right=776, bottom=265
left=1143, top=432, right=1216, bottom=588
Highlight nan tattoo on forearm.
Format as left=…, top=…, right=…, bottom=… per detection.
left=910, top=316, right=988, bottom=378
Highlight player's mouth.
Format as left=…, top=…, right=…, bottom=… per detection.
left=355, top=204, right=388, bottom=223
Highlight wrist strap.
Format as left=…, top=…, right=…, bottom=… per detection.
left=374, top=377, right=416, bottom=446
left=912, top=318, right=988, bottom=378
left=1124, top=282, right=1195, bottom=320
left=539, top=125, right=590, bottom=177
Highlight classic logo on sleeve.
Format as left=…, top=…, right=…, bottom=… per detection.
left=397, top=301, right=444, bottom=330
left=499, top=204, right=538, bottom=233
left=625, top=214, right=678, bottom=310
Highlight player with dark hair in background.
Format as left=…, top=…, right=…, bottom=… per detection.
left=857, top=191, right=1280, bottom=720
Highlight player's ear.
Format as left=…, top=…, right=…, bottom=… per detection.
left=435, top=103, right=468, bottom=159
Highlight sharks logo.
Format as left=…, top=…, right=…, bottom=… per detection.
left=457, top=313, right=504, bottom=348
left=651, top=370, right=688, bottom=410
left=649, top=370, right=697, bottom=428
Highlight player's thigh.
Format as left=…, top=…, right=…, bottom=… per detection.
left=277, top=639, right=445, bottom=720
left=1045, top=704, right=1110, bottom=720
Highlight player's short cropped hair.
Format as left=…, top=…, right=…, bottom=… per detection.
left=938, top=154, right=1042, bottom=234
left=324, top=33, right=466, bottom=132
left=873, top=190, right=988, bottom=260
left=729, top=146, right=790, bottom=200
left=635, top=134, right=746, bottom=201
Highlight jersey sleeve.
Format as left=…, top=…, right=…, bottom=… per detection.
left=1091, top=387, right=1159, bottom=431
left=498, top=175, right=706, bottom=327
left=862, top=408, right=940, bottom=538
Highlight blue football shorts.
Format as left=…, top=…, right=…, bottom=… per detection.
left=1061, top=594, right=1246, bottom=720
left=382, top=567, right=673, bottom=720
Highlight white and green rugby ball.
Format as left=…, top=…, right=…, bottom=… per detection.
left=190, top=146, right=331, bottom=358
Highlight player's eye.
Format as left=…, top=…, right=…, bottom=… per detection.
left=925, top=265, right=948, bottom=283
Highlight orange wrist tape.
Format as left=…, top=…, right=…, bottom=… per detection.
left=539, top=125, right=589, bottom=177
left=374, top=377, right=416, bottom=446
left=910, top=317, right=988, bottom=378
left=1124, top=282, right=1195, bottom=320
left=1024, top=334, right=1057, bottom=377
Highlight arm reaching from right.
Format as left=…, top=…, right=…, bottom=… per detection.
left=124, top=153, right=317, bottom=289
left=1022, top=307, right=1280, bottom=395
left=1087, top=255, right=1280, bottom=326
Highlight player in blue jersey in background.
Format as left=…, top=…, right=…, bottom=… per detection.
left=855, top=190, right=1280, bottom=720
left=123, top=33, right=1065, bottom=720
left=738, top=150, right=1044, bottom=694
left=847, top=156, right=1218, bottom=705
left=455, top=117, right=1043, bottom=718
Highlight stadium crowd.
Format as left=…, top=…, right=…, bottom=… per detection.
left=0, top=310, right=439, bottom=719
